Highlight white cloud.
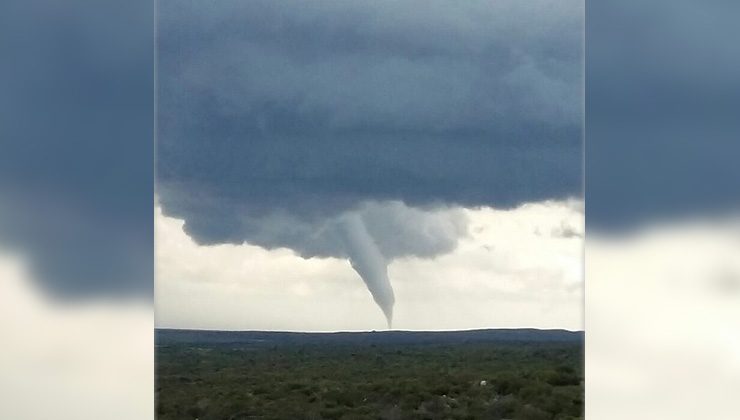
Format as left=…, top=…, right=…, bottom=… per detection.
left=156, top=199, right=583, bottom=331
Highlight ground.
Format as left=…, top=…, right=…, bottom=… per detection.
left=156, top=330, right=583, bottom=420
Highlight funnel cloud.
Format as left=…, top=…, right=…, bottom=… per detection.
left=339, top=213, right=395, bottom=327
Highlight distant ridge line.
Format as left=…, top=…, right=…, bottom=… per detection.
left=156, top=327, right=584, bottom=346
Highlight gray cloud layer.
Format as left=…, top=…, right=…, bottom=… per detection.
left=157, top=0, right=583, bottom=245
left=1, top=0, right=152, bottom=298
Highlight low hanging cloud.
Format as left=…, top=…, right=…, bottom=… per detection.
left=156, top=0, right=583, bottom=323
left=177, top=200, right=467, bottom=260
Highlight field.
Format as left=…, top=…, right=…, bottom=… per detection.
left=156, top=329, right=583, bottom=420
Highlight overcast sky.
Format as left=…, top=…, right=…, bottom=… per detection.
left=156, top=0, right=584, bottom=331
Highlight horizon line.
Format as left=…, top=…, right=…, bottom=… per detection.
left=155, top=326, right=584, bottom=334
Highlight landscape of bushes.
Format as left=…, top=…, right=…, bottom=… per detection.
left=156, top=335, right=582, bottom=419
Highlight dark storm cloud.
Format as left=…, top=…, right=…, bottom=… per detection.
left=157, top=0, right=583, bottom=245
left=587, top=0, right=740, bottom=231
left=0, top=0, right=153, bottom=297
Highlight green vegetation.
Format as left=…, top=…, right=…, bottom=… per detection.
left=157, top=341, right=582, bottom=419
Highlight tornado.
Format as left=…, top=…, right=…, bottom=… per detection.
left=339, top=213, right=395, bottom=329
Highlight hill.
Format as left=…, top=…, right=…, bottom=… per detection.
left=156, top=327, right=583, bottom=347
